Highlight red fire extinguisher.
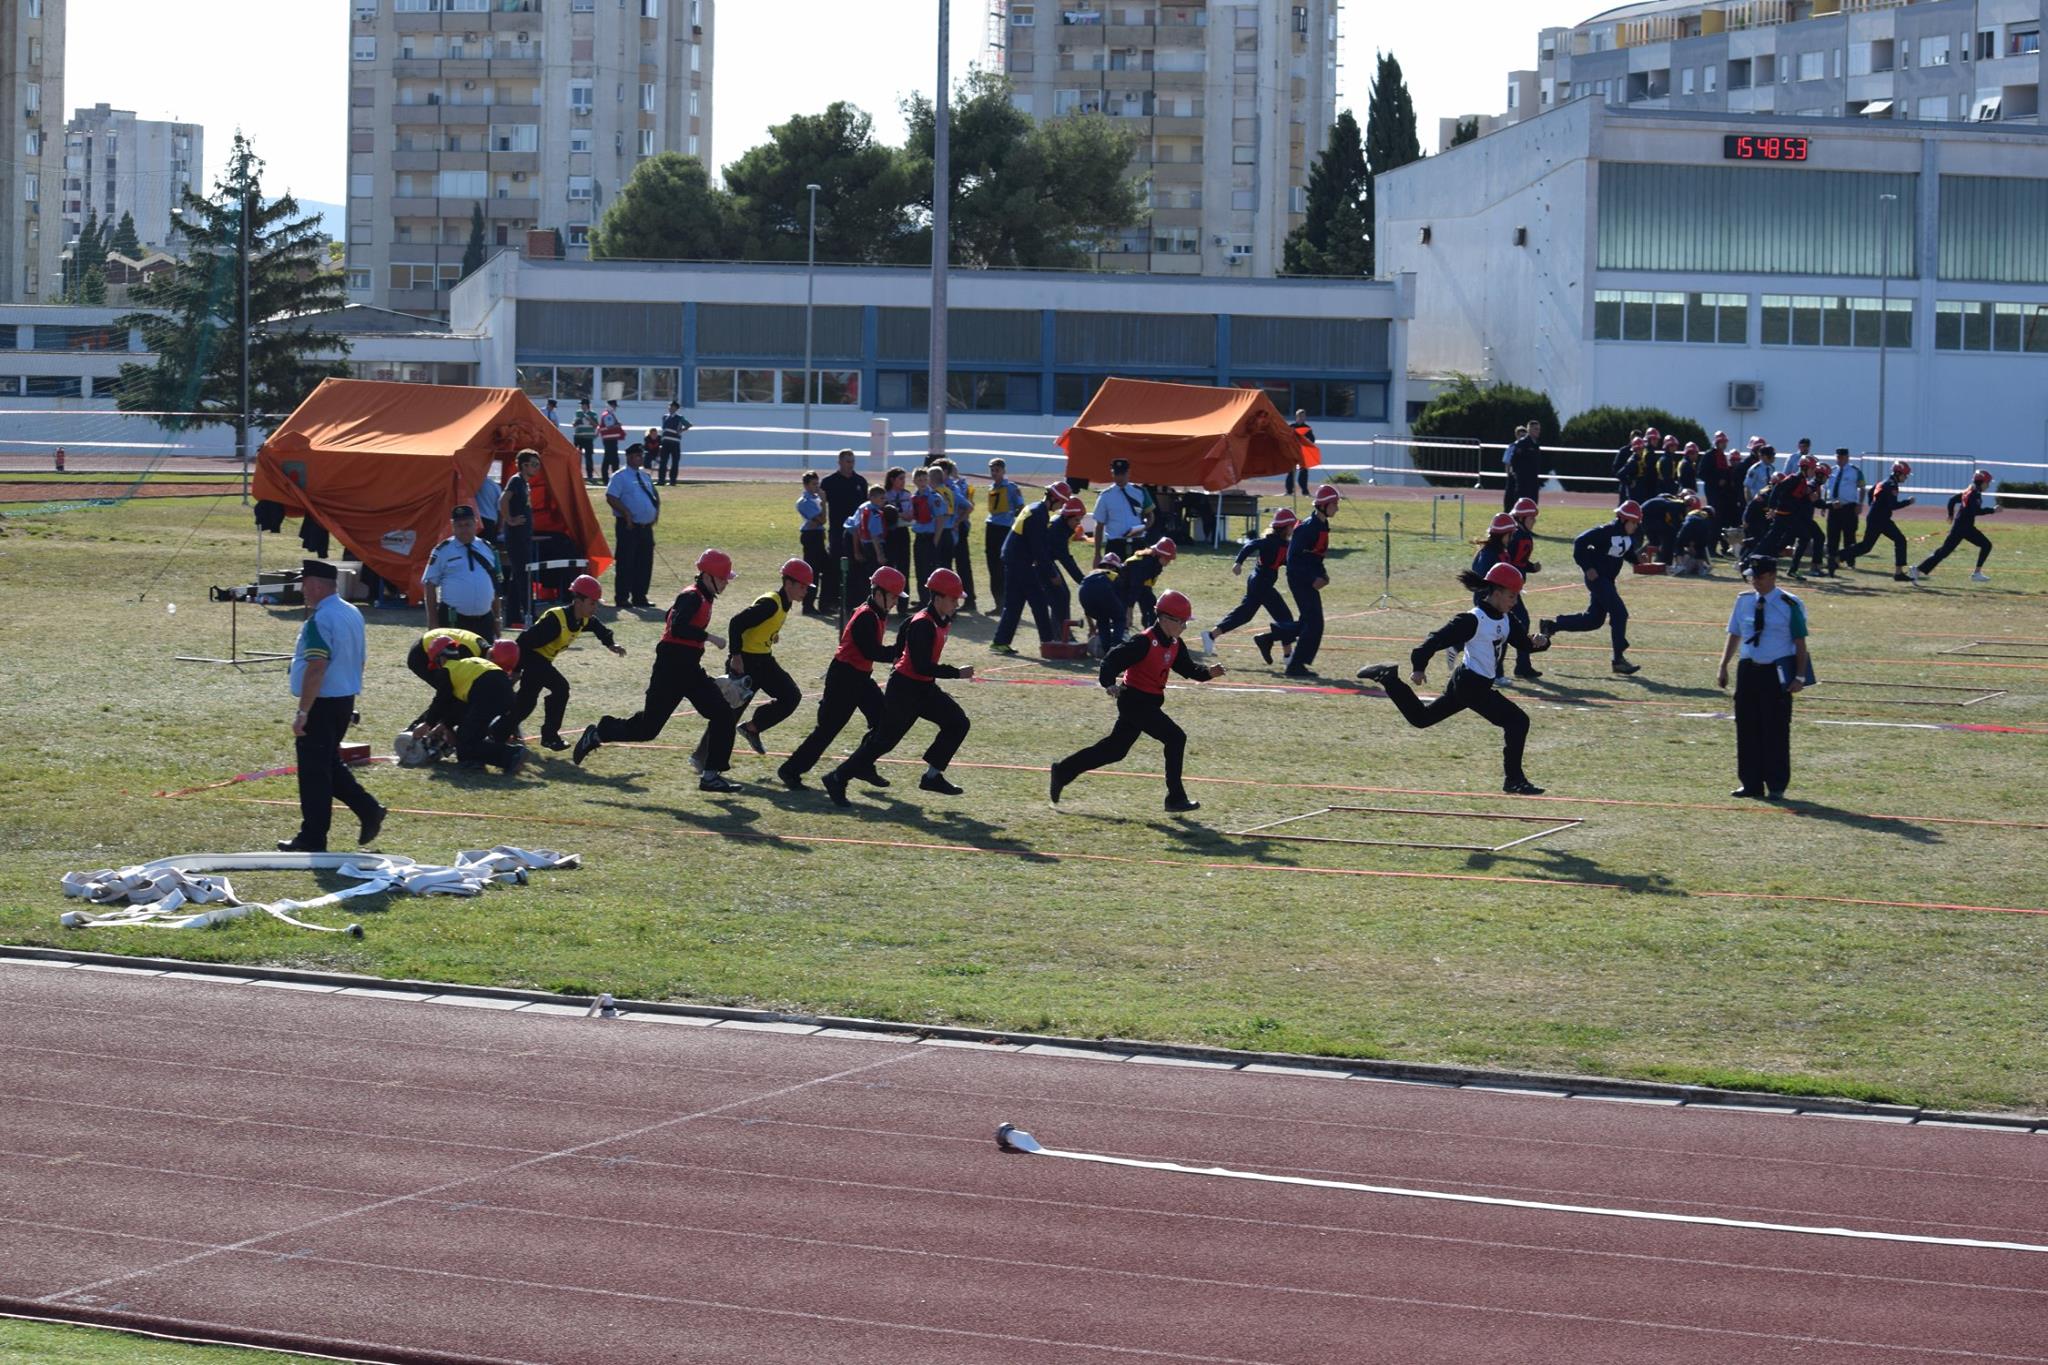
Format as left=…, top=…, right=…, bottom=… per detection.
left=53, top=446, right=66, bottom=473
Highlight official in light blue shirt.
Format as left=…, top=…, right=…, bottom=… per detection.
left=471, top=466, right=502, bottom=530
left=1717, top=555, right=1811, bottom=800
left=421, top=504, right=502, bottom=633
left=281, top=559, right=383, bottom=854
left=291, top=573, right=367, bottom=698
left=606, top=458, right=661, bottom=525
left=1744, top=452, right=1778, bottom=500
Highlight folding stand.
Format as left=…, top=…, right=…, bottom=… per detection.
left=1371, top=511, right=1412, bottom=610
left=175, top=528, right=294, bottom=668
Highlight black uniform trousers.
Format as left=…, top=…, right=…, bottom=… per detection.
left=830, top=673, right=969, bottom=778
left=501, top=533, right=532, bottom=626
left=886, top=527, right=912, bottom=610
left=990, top=559, right=1053, bottom=647
left=1825, top=506, right=1860, bottom=569
left=506, top=654, right=572, bottom=741
left=799, top=528, right=829, bottom=611
left=949, top=525, right=977, bottom=607
left=594, top=646, right=737, bottom=772
left=913, top=531, right=939, bottom=607
left=783, top=660, right=888, bottom=777
left=1508, top=599, right=1536, bottom=674
left=1551, top=576, right=1630, bottom=658
left=1377, top=667, right=1531, bottom=786
left=1052, top=688, right=1189, bottom=802
left=1285, top=575, right=1325, bottom=672
left=1213, top=569, right=1298, bottom=639
left=576, top=438, right=596, bottom=481
left=984, top=524, right=1009, bottom=606
left=613, top=519, right=654, bottom=606
left=294, top=696, right=380, bottom=850
left=1852, top=515, right=1909, bottom=568
left=601, top=438, right=621, bottom=480
left=738, top=651, right=802, bottom=734
left=1787, top=518, right=1827, bottom=573
left=656, top=439, right=681, bottom=484
left=1042, top=564, right=1074, bottom=633
left=454, top=672, right=523, bottom=769
left=1917, top=522, right=1993, bottom=575
left=1733, top=657, right=1794, bottom=795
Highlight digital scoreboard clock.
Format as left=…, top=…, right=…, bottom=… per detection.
left=1724, top=134, right=1811, bottom=162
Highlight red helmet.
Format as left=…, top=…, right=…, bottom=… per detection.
left=1645, top=426, right=1661, bottom=437
left=779, top=556, right=816, bottom=589
left=1155, top=590, right=1194, bottom=621
left=924, top=567, right=965, bottom=598
left=1630, top=437, right=1646, bottom=449
left=1713, top=430, right=1729, bottom=442
left=1151, top=536, right=1178, bottom=562
left=1488, top=512, right=1516, bottom=537
left=1482, top=562, right=1525, bottom=593
left=1749, top=435, right=1766, bottom=449
left=569, top=573, right=603, bottom=602
left=1616, top=500, right=1644, bottom=522
left=1271, top=507, right=1300, bottom=533
left=1684, top=493, right=1703, bottom=510
left=868, top=565, right=907, bottom=596
left=1798, top=454, right=1819, bottom=472
left=1061, top=497, right=1086, bottom=519
left=1683, top=441, right=1699, bottom=453
left=488, top=640, right=521, bottom=671
left=695, top=548, right=737, bottom=581
left=1973, top=468, right=1993, bottom=485
left=1046, top=481, right=1072, bottom=501
left=1099, top=552, right=1125, bottom=570
left=1511, top=497, right=1539, bottom=520
left=1890, top=460, right=1912, bottom=479
left=425, top=633, right=469, bottom=668
left=1313, top=483, right=1341, bottom=510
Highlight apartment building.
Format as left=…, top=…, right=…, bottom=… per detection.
left=346, top=0, right=715, bottom=318
left=992, top=1, right=1338, bottom=277
left=62, top=105, right=204, bottom=258
left=1, top=0, right=65, bottom=303
left=1496, top=1, right=2044, bottom=132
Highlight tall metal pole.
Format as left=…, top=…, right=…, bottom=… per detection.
left=238, top=187, right=254, bottom=505
left=1876, top=192, right=1897, bottom=459
left=926, top=0, right=951, bottom=465
left=802, top=182, right=821, bottom=471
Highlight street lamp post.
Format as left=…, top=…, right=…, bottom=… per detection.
left=1876, top=191, right=1899, bottom=458
left=927, top=0, right=951, bottom=466
left=802, top=182, right=821, bottom=470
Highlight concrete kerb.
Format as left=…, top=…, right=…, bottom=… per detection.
left=4, top=945, right=2042, bottom=1134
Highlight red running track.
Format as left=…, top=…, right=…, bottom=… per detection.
left=2, top=962, right=2044, bottom=1364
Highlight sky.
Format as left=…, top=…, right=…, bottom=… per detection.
left=64, top=0, right=1595, bottom=209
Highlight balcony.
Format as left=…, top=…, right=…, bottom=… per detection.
left=437, top=104, right=493, bottom=124
left=489, top=4, right=543, bottom=28
left=1154, top=67, right=1205, bottom=89
left=1058, top=24, right=1106, bottom=46
left=1153, top=114, right=1205, bottom=135
left=1106, top=24, right=1154, bottom=44
left=1150, top=254, right=1203, bottom=275
left=1150, top=159, right=1204, bottom=181
left=484, top=196, right=539, bottom=218
left=391, top=150, right=441, bottom=171
left=391, top=196, right=445, bottom=216
left=1156, top=24, right=1206, bottom=49
left=442, top=58, right=490, bottom=79
left=488, top=151, right=540, bottom=174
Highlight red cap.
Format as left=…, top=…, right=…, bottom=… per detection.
left=569, top=573, right=603, bottom=601
left=488, top=640, right=521, bottom=671
left=924, top=567, right=965, bottom=598
left=1973, top=468, right=1993, bottom=484
left=779, top=556, right=816, bottom=589
left=1684, top=493, right=1703, bottom=509
left=1047, top=481, right=1072, bottom=501
left=1890, top=460, right=1912, bottom=479
left=1313, top=483, right=1340, bottom=509
left=1488, top=512, right=1516, bottom=536
left=1482, top=562, right=1525, bottom=593
left=1616, top=500, right=1644, bottom=521
left=1061, top=497, right=1086, bottom=519
left=869, top=565, right=907, bottom=595
left=1271, top=507, right=1300, bottom=532
left=1155, top=589, right=1194, bottom=621
left=695, top=548, right=737, bottom=581
left=1511, top=497, right=1539, bottom=519
left=1099, top=552, right=1124, bottom=570
left=1151, top=536, right=1177, bottom=562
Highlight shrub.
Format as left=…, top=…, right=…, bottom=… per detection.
left=1407, top=376, right=1560, bottom=489
left=1555, top=406, right=1711, bottom=486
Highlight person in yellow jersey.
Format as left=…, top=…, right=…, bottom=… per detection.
left=726, top=557, right=815, bottom=757
left=397, top=625, right=488, bottom=762
left=441, top=640, right=529, bottom=775
left=504, top=574, right=627, bottom=751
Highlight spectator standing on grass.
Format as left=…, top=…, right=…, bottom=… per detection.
left=1853, top=461, right=1915, bottom=581
left=657, top=401, right=691, bottom=486
left=1286, top=410, right=1316, bottom=496
left=983, top=458, right=1024, bottom=606
left=820, top=449, right=871, bottom=614
left=1506, top=419, right=1546, bottom=509
left=279, top=560, right=386, bottom=853
left=1282, top=484, right=1341, bottom=678
left=471, top=462, right=502, bottom=543
left=1093, top=457, right=1155, bottom=565
left=1051, top=589, right=1221, bottom=813
left=597, top=402, right=626, bottom=480
left=572, top=398, right=599, bottom=483
left=850, top=483, right=890, bottom=589
left=605, top=443, right=660, bottom=609
left=422, top=504, right=501, bottom=640
left=1743, top=444, right=1778, bottom=501
left=542, top=397, right=559, bottom=433
left=1718, top=555, right=1809, bottom=800
left=796, top=472, right=829, bottom=615
left=939, top=459, right=979, bottom=613
left=1823, top=447, right=1867, bottom=575
left=498, top=449, right=540, bottom=629
left=1911, top=469, right=2000, bottom=585
left=882, top=467, right=914, bottom=613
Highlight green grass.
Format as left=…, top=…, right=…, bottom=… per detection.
left=3, top=480, right=2046, bottom=1112
left=0, top=1319, right=295, bottom=1363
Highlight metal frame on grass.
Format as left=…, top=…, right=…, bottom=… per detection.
left=1937, top=640, right=2048, bottom=660
left=1809, top=680, right=2008, bottom=708
left=1230, top=804, right=1584, bottom=853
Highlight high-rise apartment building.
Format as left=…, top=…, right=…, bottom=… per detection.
left=1491, top=1, right=2042, bottom=134
left=346, top=0, right=715, bottom=317
left=993, top=1, right=1338, bottom=276
left=1, top=0, right=65, bottom=303
left=62, top=105, right=204, bottom=257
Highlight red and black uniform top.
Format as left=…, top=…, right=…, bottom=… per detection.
left=1506, top=527, right=1538, bottom=572
left=1101, top=625, right=1209, bottom=697
left=893, top=609, right=963, bottom=683
left=1947, top=484, right=1996, bottom=527
left=1868, top=478, right=1915, bottom=521
left=831, top=602, right=903, bottom=675
left=1232, top=528, right=1289, bottom=576
left=659, top=586, right=713, bottom=655
left=1287, top=514, right=1330, bottom=583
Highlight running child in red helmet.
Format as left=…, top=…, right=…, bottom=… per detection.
left=574, top=548, right=744, bottom=792
left=1358, top=563, right=1552, bottom=795
left=1911, top=468, right=2000, bottom=584
left=1202, top=507, right=1299, bottom=660
left=505, top=574, right=627, bottom=750
left=725, top=557, right=814, bottom=759
left=1114, top=535, right=1177, bottom=627
left=778, top=565, right=907, bottom=791
left=1283, top=483, right=1342, bottom=677
left=1051, top=589, right=1223, bottom=812
left=1475, top=507, right=1544, bottom=680
left=1852, top=461, right=1915, bottom=581
left=822, top=567, right=978, bottom=806
left=1540, top=501, right=1644, bottom=675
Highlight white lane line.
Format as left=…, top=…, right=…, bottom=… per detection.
left=995, top=1126, right=2048, bottom=1255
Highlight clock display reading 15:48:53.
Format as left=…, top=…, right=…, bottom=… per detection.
left=1723, top=134, right=1811, bottom=161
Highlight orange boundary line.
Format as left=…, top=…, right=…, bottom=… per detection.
left=218, top=796, right=2048, bottom=918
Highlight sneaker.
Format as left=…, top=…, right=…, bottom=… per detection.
left=821, top=771, right=851, bottom=808
left=1164, top=795, right=1202, bottom=813
left=1199, top=630, right=1217, bottom=655
left=572, top=725, right=600, bottom=766
left=1908, top=567, right=1923, bottom=584
left=1252, top=633, right=1275, bottom=665
left=358, top=804, right=387, bottom=847
left=540, top=733, right=570, bottom=751
left=1538, top=618, right=1558, bottom=638
left=1503, top=779, right=1545, bottom=796
left=919, top=769, right=964, bottom=796
left=699, top=771, right=739, bottom=793
left=503, top=746, right=529, bottom=778
left=852, top=765, right=891, bottom=788
left=990, top=643, right=1019, bottom=656
left=1049, top=765, right=1069, bottom=805
left=1730, top=786, right=1763, bottom=798
left=1971, top=571, right=1991, bottom=583
left=1892, top=571, right=1910, bottom=583
left=776, top=763, right=806, bottom=791
left=1513, top=666, right=1543, bottom=680
left=1611, top=658, right=1642, bottom=675
left=1355, top=663, right=1398, bottom=685
left=739, top=725, right=766, bottom=756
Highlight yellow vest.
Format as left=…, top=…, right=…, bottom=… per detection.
left=737, top=590, right=789, bottom=655
left=531, top=605, right=586, bottom=663
left=443, top=656, right=505, bottom=702
left=422, top=627, right=485, bottom=660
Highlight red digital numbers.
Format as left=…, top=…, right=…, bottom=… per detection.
left=1724, top=134, right=1811, bottom=161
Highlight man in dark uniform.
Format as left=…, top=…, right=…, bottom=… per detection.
left=779, top=566, right=906, bottom=790
left=656, top=399, right=691, bottom=486
left=1205, top=507, right=1298, bottom=662
left=504, top=574, right=625, bottom=750
left=1852, top=461, right=1915, bottom=581
left=820, top=448, right=871, bottom=616
left=1506, top=419, right=1547, bottom=509
left=1911, top=469, right=2000, bottom=584
left=498, top=448, right=541, bottom=628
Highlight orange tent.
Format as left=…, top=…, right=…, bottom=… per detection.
left=1056, top=378, right=1317, bottom=492
left=254, top=379, right=611, bottom=598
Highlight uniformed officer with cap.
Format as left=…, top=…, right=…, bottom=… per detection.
left=1092, top=457, right=1154, bottom=566
left=1717, top=555, right=1811, bottom=800
left=422, top=503, right=501, bottom=640
left=281, top=560, right=386, bottom=852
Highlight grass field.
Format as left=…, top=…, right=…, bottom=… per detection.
left=0, top=1319, right=284, bottom=1363
left=3, top=478, right=2045, bottom=1113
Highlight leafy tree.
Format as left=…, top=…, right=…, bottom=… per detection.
left=723, top=102, right=918, bottom=264
left=1555, top=405, right=1710, bottom=485
left=903, top=70, right=1143, bottom=269
left=589, top=153, right=739, bottom=261
left=1283, top=110, right=1368, bottom=276
left=1451, top=117, right=1480, bottom=147
left=1408, top=376, right=1559, bottom=488
left=110, top=210, right=142, bottom=258
left=76, top=266, right=107, bottom=306
left=461, top=201, right=487, bottom=280
left=1363, top=53, right=1423, bottom=275
left=115, top=133, right=347, bottom=441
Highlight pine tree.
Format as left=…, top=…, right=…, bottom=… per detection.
left=461, top=202, right=487, bottom=280
left=1283, top=110, right=1367, bottom=276
left=110, top=210, right=142, bottom=259
left=1362, top=52, right=1424, bottom=276
left=114, top=133, right=347, bottom=446
left=1451, top=117, right=1480, bottom=147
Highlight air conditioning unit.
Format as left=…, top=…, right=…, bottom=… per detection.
left=1728, top=380, right=1764, bottom=411
left=517, top=31, right=529, bottom=41
left=463, top=80, right=477, bottom=90
left=512, top=171, right=528, bottom=182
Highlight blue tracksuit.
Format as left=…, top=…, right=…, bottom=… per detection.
left=1549, top=518, right=1639, bottom=658
left=1214, top=530, right=1298, bottom=640
left=1115, top=548, right=1168, bottom=626
left=1042, top=518, right=1085, bottom=630
left=992, top=502, right=1057, bottom=647
left=1285, top=514, right=1332, bottom=673
left=1079, top=567, right=1125, bottom=654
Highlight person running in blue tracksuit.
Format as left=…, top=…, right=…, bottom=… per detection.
left=1539, top=500, right=1645, bottom=675
left=990, top=481, right=1071, bottom=654
left=1284, top=483, right=1341, bottom=678
left=1202, top=507, right=1299, bottom=663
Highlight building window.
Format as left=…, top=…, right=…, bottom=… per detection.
left=640, top=83, right=657, bottom=111
left=23, top=174, right=37, bottom=202
left=641, top=0, right=658, bottom=14
left=1703, top=64, right=1716, bottom=93
left=1917, top=95, right=1950, bottom=120
left=353, top=36, right=376, bottom=60
left=570, top=129, right=592, bottom=154
left=568, top=175, right=593, bottom=201
left=350, top=173, right=373, bottom=198
left=572, top=0, right=595, bottom=10
left=347, top=269, right=371, bottom=291
left=1935, top=301, right=2048, bottom=353
left=1760, top=295, right=1910, bottom=348
left=491, top=124, right=538, bottom=152
left=639, top=128, right=655, bottom=156
left=26, top=376, right=83, bottom=397
left=569, top=81, right=594, bottom=113
left=1593, top=290, right=1747, bottom=344
left=1013, top=3, right=1035, bottom=23
left=1681, top=68, right=1694, bottom=96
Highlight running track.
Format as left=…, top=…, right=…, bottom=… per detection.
left=3, top=963, right=2044, bottom=1365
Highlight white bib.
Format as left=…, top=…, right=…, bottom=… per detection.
left=1461, top=607, right=1512, bottom=680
